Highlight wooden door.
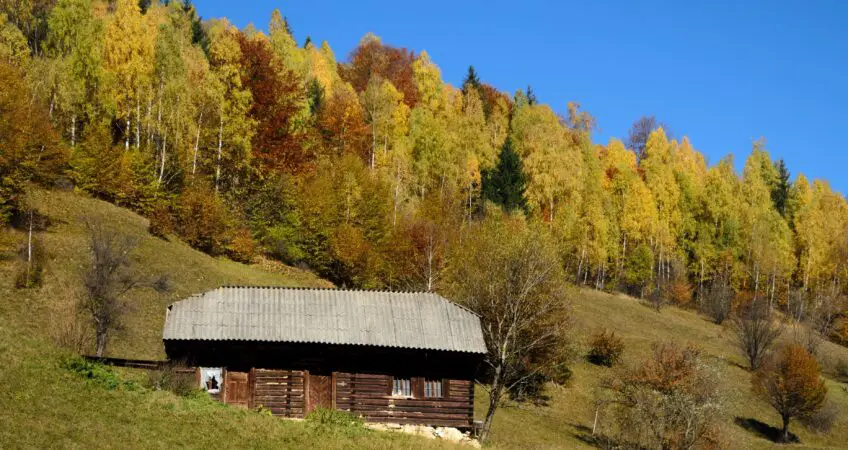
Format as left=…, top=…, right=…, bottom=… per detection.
left=307, top=372, right=333, bottom=413
left=224, top=371, right=250, bottom=408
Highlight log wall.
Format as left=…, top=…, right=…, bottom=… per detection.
left=250, top=369, right=306, bottom=418
left=334, top=372, right=474, bottom=428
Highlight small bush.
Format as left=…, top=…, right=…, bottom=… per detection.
left=702, top=275, right=734, bottom=324
left=508, top=371, right=550, bottom=405
left=588, top=329, right=624, bottom=367
left=835, top=358, right=848, bottom=381
left=733, top=300, right=781, bottom=370
left=49, top=292, right=92, bottom=354
left=668, top=280, right=693, bottom=306
left=227, top=227, right=257, bottom=263
left=173, top=183, right=230, bottom=255
left=548, top=362, right=574, bottom=386
left=254, top=404, right=274, bottom=416
left=63, top=356, right=140, bottom=391
left=148, top=203, right=173, bottom=238
left=147, top=363, right=196, bottom=396
left=14, top=235, right=47, bottom=289
left=304, top=407, right=364, bottom=429
left=799, top=401, right=839, bottom=434
left=602, top=343, right=722, bottom=450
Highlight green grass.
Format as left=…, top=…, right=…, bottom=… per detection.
left=478, top=289, right=848, bottom=449
left=0, top=189, right=453, bottom=449
left=2, top=189, right=848, bottom=448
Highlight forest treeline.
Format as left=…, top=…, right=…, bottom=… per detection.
left=1, top=0, right=846, bottom=344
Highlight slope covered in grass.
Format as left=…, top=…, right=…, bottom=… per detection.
left=0, top=190, right=456, bottom=448
left=2, top=190, right=848, bottom=449
left=478, top=289, right=848, bottom=449
left=3, top=189, right=331, bottom=360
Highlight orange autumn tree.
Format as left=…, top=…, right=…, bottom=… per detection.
left=752, top=344, right=827, bottom=443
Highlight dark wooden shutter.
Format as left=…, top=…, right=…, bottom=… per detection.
left=413, top=377, right=424, bottom=398
left=442, top=379, right=450, bottom=399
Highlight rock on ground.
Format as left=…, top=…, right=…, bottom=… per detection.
left=365, top=423, right=481, bottom=447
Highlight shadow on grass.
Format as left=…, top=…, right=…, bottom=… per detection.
left=570, top=423, right=600, bottom=447
left=734, top=417, right=799, bottom=443
left=568, top=422, right=621, bottom=448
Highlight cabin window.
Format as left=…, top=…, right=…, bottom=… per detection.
left=392, top=378, right=412, bottom=397
left=199, top=367, right=222, bottom=394
left=424, top=379, right=443, bottom=398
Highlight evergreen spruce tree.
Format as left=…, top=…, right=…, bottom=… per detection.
left=772, top=158, right=791, bottom=217
left=462, top=65, right=480, bottom=95
left=526, top=85, right=537, bottom=105
left=483, top=138, right=528, bottom=214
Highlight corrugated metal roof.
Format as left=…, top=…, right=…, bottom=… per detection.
left=162, top=287, right=487, bottom=354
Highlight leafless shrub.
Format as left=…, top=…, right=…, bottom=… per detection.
left=81, top=219, right=139, bottom=357
left=702, top=274, right=733, bottom=324
left=799, top=401, right=839, bottom=434
left=147, top=361, right=196, bottom=396
left=732, top=300, right=782, bottom=370
left=787, top=288, right=807, bottom=324
left=809, top=292, right=847, bottom=341
left=835, top=359, right=848, bottom=381
left=599, top=343, right=723, bottom=449
left=793, top=324, right=824, bottom=357
left=49, top=296, right=93, bottom=354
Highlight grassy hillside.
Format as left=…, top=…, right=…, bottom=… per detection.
left=477, top=289, right=848, bottom=449
left=0, top=190, right=452, bottom=449
left=1, top=189, right=847, bottom=449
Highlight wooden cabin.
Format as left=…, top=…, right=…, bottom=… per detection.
left=162, top=287, right=486, bottom=428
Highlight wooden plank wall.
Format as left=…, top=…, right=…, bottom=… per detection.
left=334, top=372, right=474, bottom=428
left=251, top=369, right=306, bottom=418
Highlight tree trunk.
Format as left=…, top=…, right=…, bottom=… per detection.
left=70, top=114, right=76, bottom=148
left=592, top=403, right=601, bottom=435
left=370, top=121, right=376, bottom=170
left=393, top=166, right=400, bottom=227
left=136, top=97, right=141, bottom=149
left=125, top=106, right=131, bottom=150
left=158, top=132, right=167, bottom=184
left=146, top=96, right=153, bottom=149
left=576, top=246, right=586, bottom=284
left=95, top=327, right=107, bottom=358
left=479, top=370, right=502, bottom=444
left=781, top=415, right=790, bottom=443
left=25, top=210, right=33, bottom=283
left=216, top=116, right=223, bottom=193
left=192, top=111, right=203, bottom=175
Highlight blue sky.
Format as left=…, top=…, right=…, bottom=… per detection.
left=193, top=0, right=848, bottom=193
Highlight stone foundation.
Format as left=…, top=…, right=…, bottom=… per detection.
left=365, top=423, right=481, bottom=447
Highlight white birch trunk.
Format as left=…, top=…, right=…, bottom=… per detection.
left=135, top=97, right=141, bottom=149
left=159, top=132, right=167, bottom=184
left=215, top=115, right=223, bottom=193
left=193, top=111, right=203, bottom=175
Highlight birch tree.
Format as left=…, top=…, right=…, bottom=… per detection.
left=446, top=215, right=572, bottom=444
